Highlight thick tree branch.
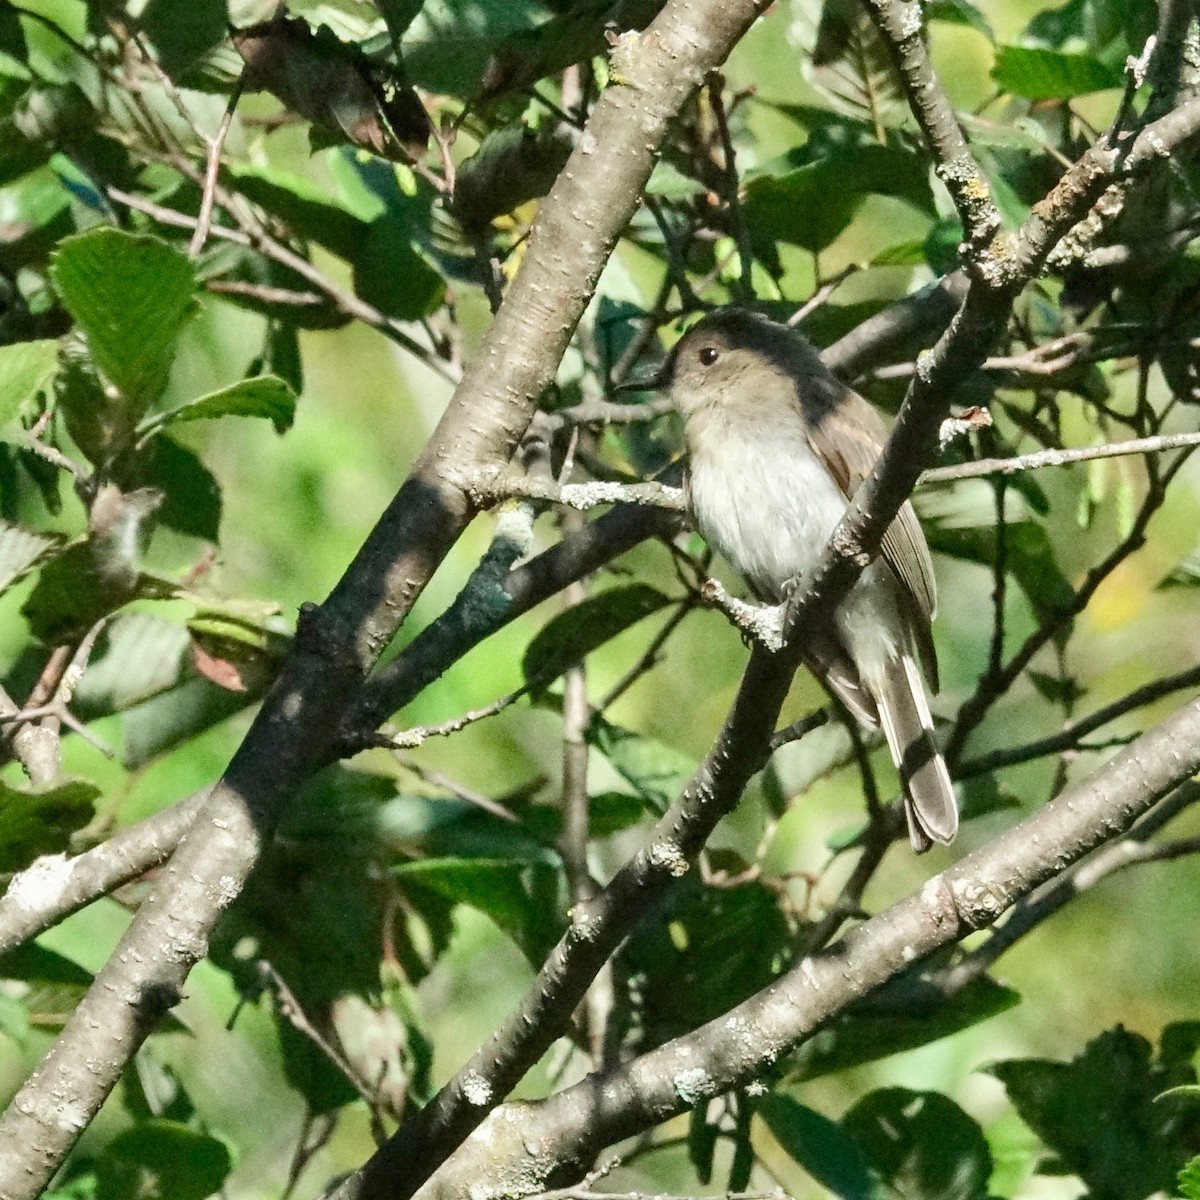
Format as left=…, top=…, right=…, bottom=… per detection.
left=0, top=1, right=770, bottom=1191
left=416, top=694, right=1200, bottom=1199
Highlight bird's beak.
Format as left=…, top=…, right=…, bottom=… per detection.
left=612, top=362, right=668, bottom=394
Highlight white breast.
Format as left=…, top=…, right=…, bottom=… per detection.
left=687, top=409, right=848, bottom=602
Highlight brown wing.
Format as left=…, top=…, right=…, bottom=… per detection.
left=799, top=376, right=940, bottom=691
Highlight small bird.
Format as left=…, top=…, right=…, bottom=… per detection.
left=652, top=307, right=957, bottom=851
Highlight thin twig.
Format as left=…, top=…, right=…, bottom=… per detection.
left=924, top=430, right=1200, bottom=485
left=190, top=76, right=244, bottom=258
left=959, top=662, right=1200, bottom=776
left=707, top=73, right=755, bottom=302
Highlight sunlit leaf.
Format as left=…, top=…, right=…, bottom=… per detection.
left=0, top=338, right=58, bottom=426
left=50, top=229, right=197, bottom=413
left=992, top=45, right=1123, bottom=100
left=586, top=712, right=694, bottom=813
left=142, top=375, right=297, bottom=437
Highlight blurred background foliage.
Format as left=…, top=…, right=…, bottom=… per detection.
left=1, top=0, right=1200, bottom=1196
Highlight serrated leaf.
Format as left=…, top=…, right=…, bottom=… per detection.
left=1181, top=1156, right=1200, bottom=1200
left=586, top=712, right=694, bottom=814
left=95, top=1120, right=232, bottom=1200
left=0, top=339, right=59, bottom=426
left=0, top=779, right=99, bottom=872
left=142, top=375, right=297, bottom=438
left=522, top=585, right=670, bottom=693
left=0, top=521, right=64, bottom=596
left=843, top=1088, right=992, bottom=1200
left=50, top=229, right=197, bottom=413
left=989, top=1027, right=1197, bottom=1199
left=72, top=613, right=189, bottom=716
left=992, top=45, right=1123, bottom=100
left=758, top=1094, right=877, bottom=1200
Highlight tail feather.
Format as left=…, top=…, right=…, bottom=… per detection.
left=874, top=655, right=958, bottom=852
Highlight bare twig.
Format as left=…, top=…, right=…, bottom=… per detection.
left=959, top=662, right=1200, bottom=777
left=924, top=430, right=1200, bottom=485
left=190, top=76, right=245, bottom=258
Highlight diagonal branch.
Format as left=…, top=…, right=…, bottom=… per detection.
left=413, top=694, right=1200, bottom=1199
left=0, top=1, right=770, bottom=1193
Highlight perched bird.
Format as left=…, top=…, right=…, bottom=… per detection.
left=652, top=307, right=957, bottom=851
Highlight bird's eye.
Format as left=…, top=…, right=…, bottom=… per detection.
left=698, top=346, right=719, bottom=366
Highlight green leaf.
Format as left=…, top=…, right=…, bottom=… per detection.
left=0, top=521, right=64, bottom=596
left=453, top=123, right=574, bottom=229
left=988, top=1027, right=1199, bottom=1199
left=375, top=0, right=425, bottom=40
left=139, top=0, right=229, bottom=80
left=392, top=857, right=562, bottom=964
left=226, top=163, right=371, bottom=261
left=522, top=585, right=670, bottom=693
left=0, top=993, right=29, bottom=1043
left=587, top=712, right=694, bottom=814
left=924, top=0, right=993, bottom=37
left=992, top=45, right=1123, bottom=101
left=142, top=375, right=297, bottom=438
left=1180, top=1155, right=1200, bottom=1200
left=789, top=973, right=1020, bottom=1081
left=73, top=613, right=190, bottom=716
left=50, top=229, right=197, bottom=413
left=758, top=1094, right=877, bottom=1200
left=0, top=5, right=30, bottom=78
left=744, top=139, right=934, bottom=254
left=0, top=779, right=99, bottom=872
left=21, top=541, right=146, bottom=644
left=0, top=944, right=95, bottom=988
left=353, top=215, right=445, bottom=319
left=0, top=339, right=59, bottom=426
left=137, top=436, right=222, bottom=542
left=646, top=161, right=707, bottom=199
left=94, top=1120, right=232, bottom=1200
left=925, top=520, right=1075, bottom=620
left=120, top=671, right=268, bottom=769
left=475, top=0, right=664, bottom=99
left=618, top=876, right=793, bottom=1053
left=843, top=1088, right=992, bottom=1200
